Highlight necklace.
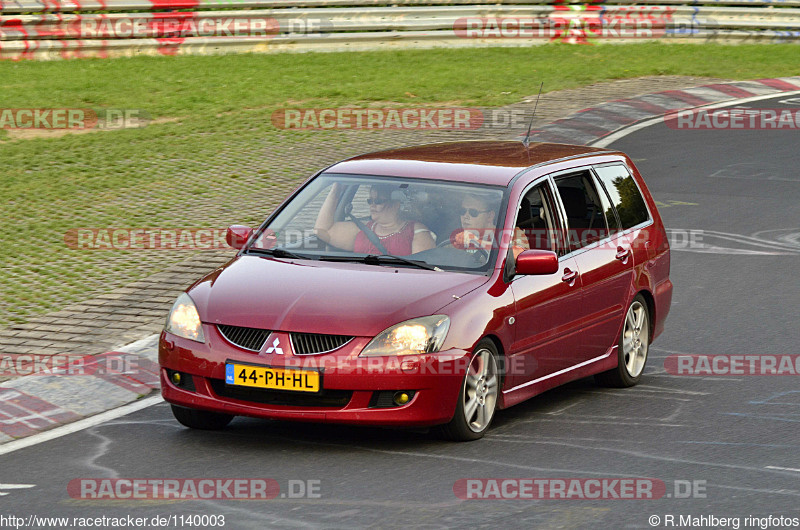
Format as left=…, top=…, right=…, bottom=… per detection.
left=373, top=221, right=408, bottom=238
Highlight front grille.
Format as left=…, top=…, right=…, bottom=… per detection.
left=291, top=333, right=353, bottom=355
left=217, top=324, right=270, bottom=352
left=209, top=379, right=352, bottom=408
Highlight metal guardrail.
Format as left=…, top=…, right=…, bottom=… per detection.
left=2, top=1, right=799, bottom=59
left=4, top=0, right=800, bottom=12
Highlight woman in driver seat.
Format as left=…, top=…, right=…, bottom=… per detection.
left=315, top=183, right=435, bottom=256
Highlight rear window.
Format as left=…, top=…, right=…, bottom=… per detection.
left=593, top=165, right=650, bottom=230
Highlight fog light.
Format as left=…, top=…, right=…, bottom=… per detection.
left=393, top=391, right=411, bottom=406
left=171, top=372, right=182, bottom=386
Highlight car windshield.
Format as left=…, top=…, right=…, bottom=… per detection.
left=247, top=173, right=507, bottom=274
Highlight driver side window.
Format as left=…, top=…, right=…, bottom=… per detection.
left=515, top=183, right=561, bottom=255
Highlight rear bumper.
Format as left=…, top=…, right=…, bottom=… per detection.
left=159, top=328, right=469, bottom=427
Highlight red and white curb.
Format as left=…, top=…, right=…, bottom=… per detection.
left=522, top=77, right=800, bottom=146
left=0, top=334, right=161, bottom=446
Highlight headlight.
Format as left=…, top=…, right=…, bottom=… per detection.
left=165, top=293, right=205, bottom=343
left=359, top=315, right=450, bottom=357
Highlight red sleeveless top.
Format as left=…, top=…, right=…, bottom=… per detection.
left=354, top=221, right=416, bottom=255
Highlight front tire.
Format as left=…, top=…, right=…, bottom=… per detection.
left=171, top=404, right=234, bottom=430
left=438, top=339, right=500, bottom=441
left=595, top=294, right=650, bottom=388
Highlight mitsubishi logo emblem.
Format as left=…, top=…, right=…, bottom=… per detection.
left=264, top=337, right=284, bottom=355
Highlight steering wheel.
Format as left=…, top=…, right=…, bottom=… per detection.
left=436, top=238, right=455, bottom=249
left=468, top=247, right=490, bottom=264
left=436, top=241, right=490, bottom=264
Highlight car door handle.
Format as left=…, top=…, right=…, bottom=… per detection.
left=615, top=246, right=630, bottom=261
left=561, top=268, right=578, bottom=283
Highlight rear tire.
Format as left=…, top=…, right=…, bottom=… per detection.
left=595, top=294, right=650, bottom=388
left=171, top=404, right=234, bottom=430
left=438, top=339, right=500, bottom=441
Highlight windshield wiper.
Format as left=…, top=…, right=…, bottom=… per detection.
left=320, top=254, right=441, bottom=271
left=247, top=247, right=313, bottom=260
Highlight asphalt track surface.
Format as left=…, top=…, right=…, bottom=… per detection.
left=3, top=93, right=800, bottom=529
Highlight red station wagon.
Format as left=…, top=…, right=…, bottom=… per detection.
left=160, top=141, right=672, bottom=441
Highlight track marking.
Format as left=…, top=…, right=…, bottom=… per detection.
left=545, top=401, right=583, bottom=415
left=654, top=200, right=698, bottom=209
left=724, top=413, right=800, bottom=423
left=709, top=172, right=800, bottom=183
left=715, top=484, right=800, bottom=497
left=629, top=384, right=707, bottom=396
left=766, top=466, right=800, bottom=473
left=0, top=395, right=163, bottom=457
left=0, top=483, right=35, bottom=496
left=511, top=417, right=686, bottom=427
left=576, top=390, right=694, bottom=402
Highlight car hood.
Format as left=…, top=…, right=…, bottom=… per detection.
left=188, top=255, right=489, bottom=337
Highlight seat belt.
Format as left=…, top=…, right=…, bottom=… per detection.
left=347, top=212, right=390, bottom=255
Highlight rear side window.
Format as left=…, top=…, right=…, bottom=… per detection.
left=593, top=165, right=651, bottom=229
left=554, top=171, right=609, bottom=249
left=592, top=173, right=621, bottom=234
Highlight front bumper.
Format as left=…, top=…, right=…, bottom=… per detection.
left=159, top=326, right=469, bottom=427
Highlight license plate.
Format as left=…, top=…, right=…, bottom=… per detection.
left=225, top=362, right=320, bottom=393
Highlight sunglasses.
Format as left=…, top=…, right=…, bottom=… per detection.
left=460, top=207, right=489, bottom=217
left=367, top=197, right=389, bottom=205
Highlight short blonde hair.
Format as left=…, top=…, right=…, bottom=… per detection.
left=461, top=192, right=498, bottom=220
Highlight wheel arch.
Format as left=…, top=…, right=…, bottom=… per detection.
left=635, top=288, right=656, bottom=343
left=480, top=333, right=508, bottom=406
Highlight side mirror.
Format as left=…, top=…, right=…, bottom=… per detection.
left=226, top=225, right=253, bottom=250
left=515, top=249, right=558, bottom=275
